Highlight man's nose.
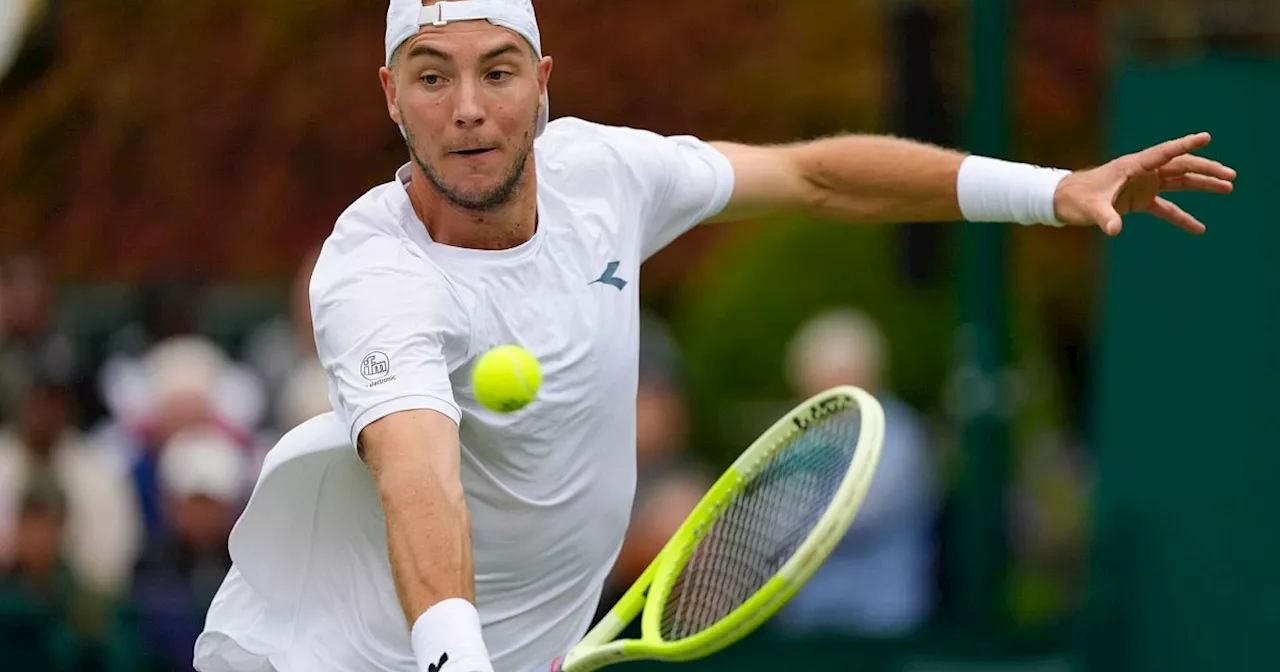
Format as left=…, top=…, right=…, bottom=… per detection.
left=453, top=78, right=485, bottom=129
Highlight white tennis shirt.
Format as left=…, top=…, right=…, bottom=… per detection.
left=195, top=117, right=735, bottom=672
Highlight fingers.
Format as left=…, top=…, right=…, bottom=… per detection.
left=1161, top=173, right=1235, bottom=194
left=1148, top=196, right=1206, bottom=235
left=1132, top=132, right=1212, bottom=172
left=1162, top=154, right=1237, bottom=181
left=1096, top=205, right=1123, bottom=237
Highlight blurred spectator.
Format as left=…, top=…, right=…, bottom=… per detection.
left=599, top=313, right=711, bottom=621
left=276, top=362, right=330, bottom=432
left=95, top=336, right=262, bottom=537
left=243, top=245, right=331, bottom=476
left=87, top=276, right=213, bottom=450
left=0, top=355, right=142, bottom=597
left=772, top=308, right=938, bottom=638
left=130, top=427, right=246, bottom=672
left=0, top=252, right=81, bottom=426
left=76, top=276, right=208, bottom=431
left=245, top=358, right=330, bottom=484
left=0, top=475, right=144, bottom=672
left=242, top=244, right=322, bottom=414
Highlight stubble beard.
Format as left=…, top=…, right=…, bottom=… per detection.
left=403, top=108, right=539, bottom=213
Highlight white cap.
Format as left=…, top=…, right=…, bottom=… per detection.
left=385, top=0, right=548, bottom=136
left=159, top=428, right=249, bottom=505
left=146, top=336, right=228, bottom=404
left=100, top=335, right=267, bottom=434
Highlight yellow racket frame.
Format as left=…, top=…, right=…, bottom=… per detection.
left=557, top=386, right=885, bottom=672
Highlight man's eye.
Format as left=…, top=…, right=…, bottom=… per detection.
left=487, top=71, right=512, bottom=82
left=422, top=74, right=443, bottom=86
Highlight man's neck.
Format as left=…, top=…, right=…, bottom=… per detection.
left=21, top=435, right=56, bottom=464
left=406, top=163, right=538, bottom=251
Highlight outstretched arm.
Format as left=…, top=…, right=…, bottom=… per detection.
left=709, top=136, right=967, bottom=225
left=710, top=132, right=1236, bottom=234
left=361, top=409, right=492, bottom=672
left=311, top=249, right=491, bottom=672
left=361, top=410, right=472, bottom=621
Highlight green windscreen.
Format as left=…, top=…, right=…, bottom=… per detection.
left=1085, top=56, right=1280, bottom=672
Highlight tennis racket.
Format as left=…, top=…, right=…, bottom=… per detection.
left=535, top=384, right=886, bottom=672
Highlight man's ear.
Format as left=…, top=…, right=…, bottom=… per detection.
left=537, top=55, right=553, bottom=98
left=379, top=66, right=403, bottom=126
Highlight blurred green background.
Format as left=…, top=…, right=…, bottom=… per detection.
left=0, top=0, right=1276, bottom=671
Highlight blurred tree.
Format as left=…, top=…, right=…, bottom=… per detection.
left=0, top=0, right=887, bottom=283
left=669, top=217, right=954, bottom=468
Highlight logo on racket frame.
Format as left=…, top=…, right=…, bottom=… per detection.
left=791, top=394, right=853, bottom=431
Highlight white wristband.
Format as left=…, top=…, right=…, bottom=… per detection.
left=411, top=599, right=493, bottom=672
left=956, top=155, right=1071, bottom=227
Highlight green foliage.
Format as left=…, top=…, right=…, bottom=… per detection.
left=670, top=218, right=956, bottom=465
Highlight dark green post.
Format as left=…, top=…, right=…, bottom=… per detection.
left=950, top=0, right=1011, bottom=634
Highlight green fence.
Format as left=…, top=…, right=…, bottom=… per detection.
left=1085, top=55, right=1280, bottom=672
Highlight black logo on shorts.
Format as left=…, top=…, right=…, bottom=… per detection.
left=428, top=652, right=448, bottom=672
left=360, top=351, right=391, bottom=381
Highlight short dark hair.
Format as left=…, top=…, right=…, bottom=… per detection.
left=388, top=42, right=406, bottom=73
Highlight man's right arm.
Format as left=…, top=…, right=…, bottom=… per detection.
left=310, top=244, right=489, bottom=671
left=362, top=409, right=491, bottom=671
left=359, top=408, right=474, bottom=626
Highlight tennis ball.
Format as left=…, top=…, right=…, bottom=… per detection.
left=472, top=345, right=542, bottom=413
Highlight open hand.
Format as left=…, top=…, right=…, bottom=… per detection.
left=1053, top=132, right=1237, bottom=236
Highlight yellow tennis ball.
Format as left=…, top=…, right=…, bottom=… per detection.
left=472, top=345, right=542, bottom=413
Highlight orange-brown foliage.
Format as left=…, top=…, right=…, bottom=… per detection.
left=0, top=0, right=1102, bottom=283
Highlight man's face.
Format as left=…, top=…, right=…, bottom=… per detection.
left=15, top=506, right=64, bottom=573
left=172, top=494, right=235, bottom=552
left=1, top=258, right=51, bottom=339
left=153, top=391, right=213, bottom=448
left=380, top=17, right=551, bottom=212
left=636, top=381, right=688, bottom=467
left=19, top=386, right=68, bottom=455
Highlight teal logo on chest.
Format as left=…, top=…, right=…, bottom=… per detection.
left=590, top=261, right=627, bottom=290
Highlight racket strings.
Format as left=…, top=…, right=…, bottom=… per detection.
left=659, top=407, right=863, bottom=641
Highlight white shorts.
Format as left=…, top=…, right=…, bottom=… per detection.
left=194, top=413, right=593, bottom=672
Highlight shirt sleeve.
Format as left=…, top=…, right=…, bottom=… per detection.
left=597, top=126, right=737, bottom=261
left=310, top=247, right=469, bottom=449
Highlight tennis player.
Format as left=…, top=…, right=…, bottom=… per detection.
left=194, top=1, right=1236, bottom=671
